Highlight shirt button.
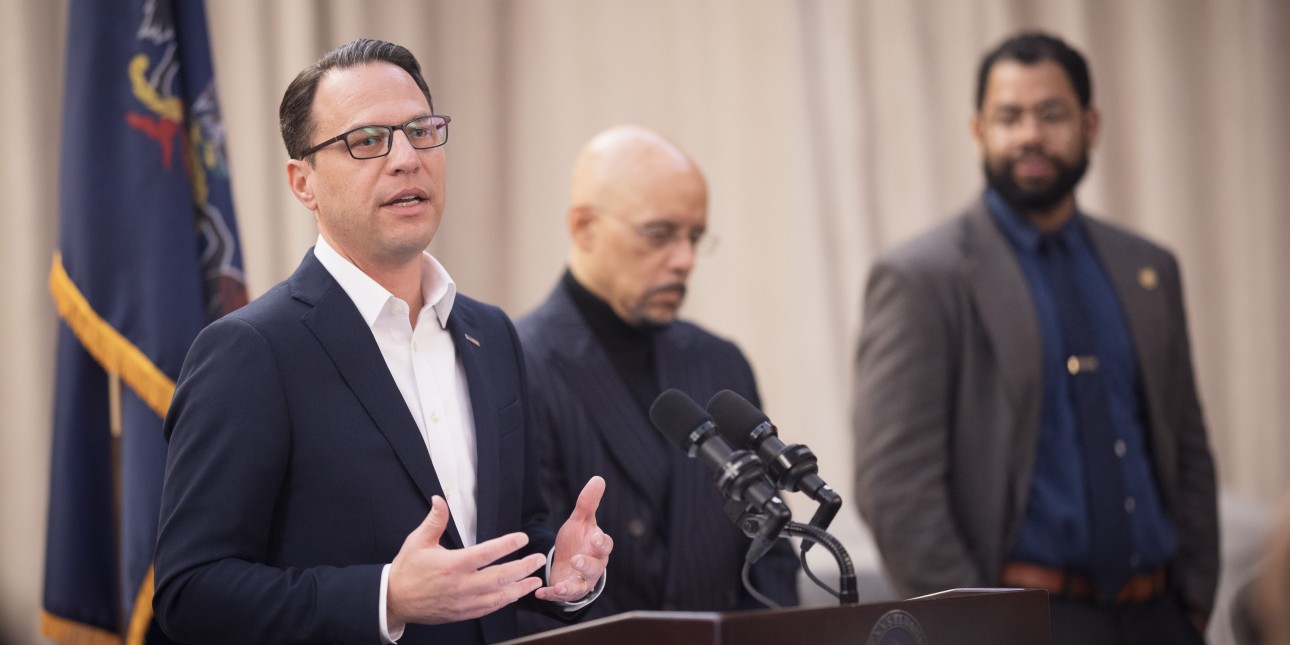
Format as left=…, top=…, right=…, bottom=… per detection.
left=1125, top=497, right=1136, bottom=513
left=392, top=303, right=406, bottom=315
left=1115, top=440, right=1127, bottom=458
left=627, top=518, right=646, bottom=537
left=430, top=411, right=441, bottom=424
left=412, top=341, right=419, bottom=352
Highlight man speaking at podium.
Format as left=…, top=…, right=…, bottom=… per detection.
left=153, top=39, right=612, bottom=644
left=517, top=126, right=799, bottom=633
left=851, top=32, right=1217, bottom=644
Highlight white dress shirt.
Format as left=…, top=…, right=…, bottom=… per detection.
left=313, top=236, right=477, bottom=642
left=314, top=237, right=602, bottom=641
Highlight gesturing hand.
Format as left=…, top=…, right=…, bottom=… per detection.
left=537, top=476, right=614, bottom=602
left=387, top=496, right=547, bottom=630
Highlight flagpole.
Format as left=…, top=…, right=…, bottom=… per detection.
left=108, top=371, right=125, bottom=642
left=45, top=2, right=247, bottom=640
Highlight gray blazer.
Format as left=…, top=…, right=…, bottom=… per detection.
left=851, top=197, right=1219, bottom=615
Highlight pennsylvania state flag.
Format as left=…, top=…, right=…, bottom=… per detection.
left=44, top=1, right=247, bottom=643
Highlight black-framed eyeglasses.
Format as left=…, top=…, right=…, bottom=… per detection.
left=297, top=115, right=451, bottom=160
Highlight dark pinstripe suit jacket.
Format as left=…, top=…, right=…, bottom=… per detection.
left=515, top=283, right=799, bottom=629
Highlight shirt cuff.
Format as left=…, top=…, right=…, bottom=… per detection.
left=544, top=546, right=606, bottom=612
left=380, top=563, right=405, bottom=643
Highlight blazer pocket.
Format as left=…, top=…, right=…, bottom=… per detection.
left=497, top=399, right=523, bottom=437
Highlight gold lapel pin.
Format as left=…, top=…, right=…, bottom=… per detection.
left=464, top=333, right=481, bottom=347
left=1137, top=266, right=1158, bottom=290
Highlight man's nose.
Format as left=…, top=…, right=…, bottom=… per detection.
left=1014, top=113, right=1044, bottom=145
left=668, top=237, right=697, bottom=274
left=385, top=130, right=422, bottom=170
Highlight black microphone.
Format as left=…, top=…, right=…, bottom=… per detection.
left=649, top=389, right=790, bottom=563
left=707, top=389, right=841, bottom=536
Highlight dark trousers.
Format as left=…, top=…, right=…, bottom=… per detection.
left=1050, top=593, right=1205, bottom=645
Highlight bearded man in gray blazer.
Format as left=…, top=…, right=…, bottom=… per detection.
left=851, top=32, right=1217, bottom=645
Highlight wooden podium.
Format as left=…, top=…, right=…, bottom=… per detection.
left=501, top=588, right=1049, bottom=644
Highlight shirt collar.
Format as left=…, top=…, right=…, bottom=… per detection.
left=984, top=188, right=1086, bottom=253
left=313, top=234, right=457, bottom=330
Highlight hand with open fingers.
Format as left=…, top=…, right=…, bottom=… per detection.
left=538, top=476, right=614, bottom=603
left=386, top=496, right=547, bottom=630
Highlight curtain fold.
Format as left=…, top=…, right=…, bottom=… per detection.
left=5, top=1, right=1286, bottom=641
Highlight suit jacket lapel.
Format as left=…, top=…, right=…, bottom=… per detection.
left=293, top=251, right=463, bottom=548
left=1082, top=220, right=1175, bottom=484
left=543, top=290, right=673, bottom=499
left=446, top=302, right=497, bottom=546
left=963, top=203, right=1043, bottom=419
left=961, top=202, right=1045, bottom=509
left=1083, top=219, right=1168, bottom=391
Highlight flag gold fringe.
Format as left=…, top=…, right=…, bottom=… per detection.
left=41, top=572, right=155, bottom=645
left=48, top=252, right=175, bottom=418
left=126, top=567, right=156, bottom=645
left=46, top=254, right=169, bottom=641
left=41, top=610, right=120, bottom=645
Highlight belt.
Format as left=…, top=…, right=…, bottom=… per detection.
left=1000, top=562, right=1168, bottom=604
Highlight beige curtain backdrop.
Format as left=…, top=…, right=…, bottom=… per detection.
left=3, top=0, right=1286, bottom=642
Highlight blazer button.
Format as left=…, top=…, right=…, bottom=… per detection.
left=627, top=518, right=647, bottom=537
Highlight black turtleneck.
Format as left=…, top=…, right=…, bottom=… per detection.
left=561, top=269, right=661, bottom=415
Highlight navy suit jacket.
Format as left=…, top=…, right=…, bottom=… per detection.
left=515, top=282, right=798, bottom=630
left=154, top=250, right=555, bottom=644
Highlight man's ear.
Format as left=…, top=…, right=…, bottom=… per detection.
left=1082, top=105, right=1101, bottom=151
left=969, top=112, right=986, bottom=160
left=568, top=205, right=597, bottom=251
left=286, top=158, right=317, bottom=211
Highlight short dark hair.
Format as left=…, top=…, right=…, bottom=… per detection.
left=279, top=38, right=434, bottom=161
left=975, top=31, right=1091, bottom=110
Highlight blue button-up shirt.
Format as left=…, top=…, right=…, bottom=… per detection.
left=985, top=190, right=1176, bottom=574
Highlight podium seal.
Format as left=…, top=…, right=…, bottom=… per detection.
left=867, top=609, right=927, bottom=645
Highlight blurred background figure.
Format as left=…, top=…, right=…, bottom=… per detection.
left=516, top=125, right=799, bottom=634
left=851, top=31, right=1217, bottom=645
left=1252, top=500, right=1290, bottom=644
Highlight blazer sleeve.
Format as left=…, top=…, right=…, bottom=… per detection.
left=851, top=258, right=984, bottom=597
left=154, top=316, right=383, bottom=645
left=1158, top=254, right=1220, bottom=617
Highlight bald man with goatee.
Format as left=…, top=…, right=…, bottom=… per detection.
left=515, top=126, right=799, bottom=634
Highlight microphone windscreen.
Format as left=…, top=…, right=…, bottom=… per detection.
left=707, top=389, right=769, bottom=444
left=649, top=389, right=710, bottom=451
